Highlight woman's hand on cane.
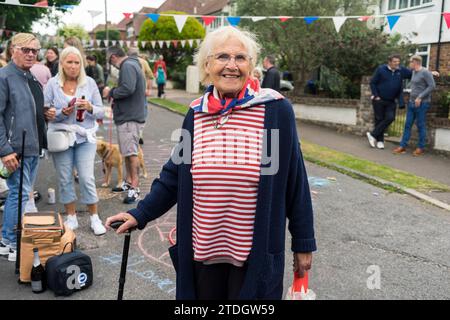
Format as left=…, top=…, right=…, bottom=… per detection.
left=105, top=212, right=138, bottom=234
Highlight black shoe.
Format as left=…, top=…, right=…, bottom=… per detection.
left=33, top=191, right=41, bottom=203
left=139, top=138, right=144, bottom=145
left=123, top=188, right=140, bottom=204
left=112, top=181, right=131, bottom=193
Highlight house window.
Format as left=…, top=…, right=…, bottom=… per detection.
left=416, top=44, right=430, bottom=68
left=388, top=0, right=434, bottom=10
left=388, top=0, right=397, bottom=10
left=399, top=0, right=409, bottom=9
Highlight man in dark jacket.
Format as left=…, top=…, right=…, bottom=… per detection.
left=103, top=47, right=146, bottom=204
left=262, top=55, right=281, bottom=92
left=0, top=33, right=55, bottom=262
left=368, top=54, right=406, bottom=149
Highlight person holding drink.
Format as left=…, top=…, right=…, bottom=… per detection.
left=44, top=46, right=106, bottom=235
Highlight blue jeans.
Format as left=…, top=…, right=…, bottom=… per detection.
left=400, top=101, right=430, bottom=149
left=51, top=142, right=98, bottom=205
left=1, top=156, right=39, bottom=250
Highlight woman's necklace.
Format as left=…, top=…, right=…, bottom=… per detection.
left=64, top=80, right=77, bottom=95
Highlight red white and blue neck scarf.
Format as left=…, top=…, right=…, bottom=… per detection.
left=190, top=78, right=284, bottom=117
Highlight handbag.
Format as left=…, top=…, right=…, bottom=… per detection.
left=46, top=130, right=70, bottom=152
left=45, top=243, right=93, bottom=296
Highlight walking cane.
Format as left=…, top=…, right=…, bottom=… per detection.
left=110, top=221, right=135, bottom=300
left=15, top=129, right=26, bottom=275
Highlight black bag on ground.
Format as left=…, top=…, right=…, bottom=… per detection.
left=45, top=244, right=93, bottom=296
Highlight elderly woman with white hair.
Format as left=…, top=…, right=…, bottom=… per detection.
left=45, top=46, right=106, bottom=235
left=107, top=26, right=316, bottom=300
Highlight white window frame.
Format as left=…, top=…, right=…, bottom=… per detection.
left=416, top=44, right=431, bottom=68
left=385, top=0, right=435, bottom=13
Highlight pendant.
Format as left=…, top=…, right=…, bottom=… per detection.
left=214, top=114, right=230, bottom=129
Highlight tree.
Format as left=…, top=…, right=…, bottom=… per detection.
left=0, top=0, right=80, bottom=38
left=57, top=24, right=89, bottom=41
left=138, top=11, right=205, bottom=85
left=322, top=21, right=416, bottom=97
left=95, top=29, right=121, bottom=41
left=236, top=0, right=402, bottom=97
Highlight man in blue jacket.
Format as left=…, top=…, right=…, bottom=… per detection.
left=0, top=33, right=54, bottom=262
left=367, top=54, right=407, bottom=149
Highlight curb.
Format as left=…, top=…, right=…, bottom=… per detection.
left=305, top=156, right=450, bottom=212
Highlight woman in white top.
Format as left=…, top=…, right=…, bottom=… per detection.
left=44, top=46, right=106, bottom=235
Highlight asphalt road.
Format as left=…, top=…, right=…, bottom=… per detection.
left=1, top=105, right=449, bottom=300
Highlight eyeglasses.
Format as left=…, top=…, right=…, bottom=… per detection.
left=16, top=47, right=40, bottom=55
left=209, top=53, right=252, bottom=66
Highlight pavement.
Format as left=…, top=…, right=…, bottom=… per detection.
left=1, top=94, right=450, bottom=300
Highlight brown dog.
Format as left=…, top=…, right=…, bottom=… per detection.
left=96, top=139, right=148, bottom=187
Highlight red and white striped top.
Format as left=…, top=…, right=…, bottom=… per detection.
left=191, top=105, right=266, bottom=265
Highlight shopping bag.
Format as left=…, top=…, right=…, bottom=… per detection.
left=285, top=271, right=317, bottom=300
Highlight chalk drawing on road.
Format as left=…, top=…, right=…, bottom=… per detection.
left=99, top=254, right=176, bottom=295
left=137, top=211, right=177, bottom=269
left=308, top=177, right=334, bottom=188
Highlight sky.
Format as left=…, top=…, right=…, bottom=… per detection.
left=33, top=0, right=166, bottom=35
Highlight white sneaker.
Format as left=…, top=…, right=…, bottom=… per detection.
left=90, top=214, right=106, bottom=236
left=0, top=241, right=10, bottom=255
left=8, top=248, right=16, bottom=262
left=65, top=215, right=79, bottom=231
left=366, top=132, right=376, bottom=148
left=377, top=141, right=385, bottom=149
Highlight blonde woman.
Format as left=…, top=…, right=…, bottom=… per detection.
left=44, top=46, right=106, bottom=235
left=107, top=26, right=316, bottom=300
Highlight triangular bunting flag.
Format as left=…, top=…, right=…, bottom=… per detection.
left=181, top=40, right=186, bottom=48
left=251, top=17, right=266, bottom=22
left=111, top=40, right=117, bottom=46
left=61, top=5, right=75, bottom=10
left=201, top=16, right=216, bottom=26
left=123, top=13, right=133, bottom=20
left=140, top=41, right=146, bottom=48
left=227, top=17, right=241, bottom=27
left=89, top=40, right=94, bottom=47
left=88, top=10, right=102, bottom=18
left=151, top=41, right=156, bottom=48
left=165, top=40, right=171, bottom=48
left=119, top=40, right=124, bottom=47
left=196, top=39, right=202, bottom=46
left=146, top=13, right=160, bottom=23
left=172, top=40, right=178, bottom=48
left=304, top=17, right=319, bottom=25
left=82, top=39, right=87, bottom=46
left=413, top=14, right=427, bottom=29
left=387, top=15, right=401, bottom=31
left=158, top=41, right=164, bottom=48
left=174, top=15, right=189, bottom=33
left=188, top=39, right=194, bottom=47
left=126, top=41, right=131, bottom=47
left=332, top=17, right=347, bottom=33
left=358, top=16, right=370, bottom=22
left=279, top=16, right=292, bottom=23
left=443, top=13, right=450, bottom=29
left=96, top=39, right=102, bottom=46
left=34, top=0, right=48, bottom=7
left=5, top=0, right=21, bottom=4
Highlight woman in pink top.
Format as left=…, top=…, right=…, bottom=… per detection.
left=30, top=53, right=52, bottom=87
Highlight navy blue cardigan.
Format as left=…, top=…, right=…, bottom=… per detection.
left=129, top=99, right=317, bottom=300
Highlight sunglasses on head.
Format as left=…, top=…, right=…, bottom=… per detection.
left=16, top=47, right=40, bottom=55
